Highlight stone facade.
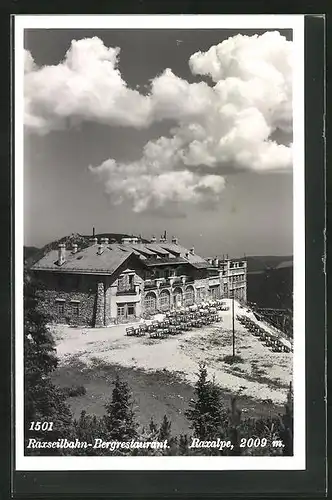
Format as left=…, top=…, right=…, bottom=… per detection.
left=35, top=272, right=97, bottom=326
left=95, top=281, right=105, bottom=327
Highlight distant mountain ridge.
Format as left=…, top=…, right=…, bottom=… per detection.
left=244, top=255, right=293, bottom=274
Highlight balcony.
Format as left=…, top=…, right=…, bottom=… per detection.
left=144, top=279, right=155, bottom=289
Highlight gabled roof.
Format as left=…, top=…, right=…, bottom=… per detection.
left=31, top=245, right=136, bottom=275
left=31, top=239, right=210, bottom=274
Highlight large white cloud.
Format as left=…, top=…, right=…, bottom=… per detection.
left=24, top=37, right=153, bottom=133
left=25, top=31, right=293, bottom=213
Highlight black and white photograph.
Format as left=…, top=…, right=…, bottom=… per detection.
left=15, top=15, right=305, bottom=471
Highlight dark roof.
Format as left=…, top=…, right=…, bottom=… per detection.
left=31, top=245, right=135, bottom=274
left=31, top=240, right=210, bottom=274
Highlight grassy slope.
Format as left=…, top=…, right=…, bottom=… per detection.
left=52, top=359, right=284, bottom=436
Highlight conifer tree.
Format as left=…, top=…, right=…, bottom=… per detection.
left=185, top=363, right=228, bottom=442
left=149, top=417, right=158, bottom=435
left=158, top=415, right=177, bottom=455
left=158, top=415, right=172, bottom=441
left=103, top=374, right=138, bottom=442
left=178, top=434, right=189, bottom=455
left=73, top=411, right=106, bottom=456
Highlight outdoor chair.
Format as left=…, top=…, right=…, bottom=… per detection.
left=169, top=326, right=177, bottom=335
left=138, top=324, right=147, bottom=336
left=133, top=326, right=141, bottom=336
left=126, top=327, right=135, bottom=336
left=156, top=327, right=167, bottom=338
left=149, top=331, right=159, bottom=339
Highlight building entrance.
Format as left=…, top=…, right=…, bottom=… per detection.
left=117, top=302, right=136, bottom=322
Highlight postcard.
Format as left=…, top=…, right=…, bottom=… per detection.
left=14, top=14, right=305, bottom=471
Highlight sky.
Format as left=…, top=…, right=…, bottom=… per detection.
left=23, top=28, right=293, bottom=257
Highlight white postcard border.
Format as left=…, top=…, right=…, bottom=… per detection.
left=14, top=14, right=305, bottom=471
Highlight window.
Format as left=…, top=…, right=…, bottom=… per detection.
left=173, top=287, right=183, bottom=307
left=117, top=304, right=125, bottom=317
left=118, top=274, right=135, bottom=293
left=118, top=275, right=126, bottom=292
left=127, top=303, right=135, bottom=316
left=160, top=290, right=170, bottom=310
left=210, top=285, right=220, bottom=299
left=144, top=293, right=157, bottom=312
left=185, top=286, right=194, bottom=306
left=57, top=302, right=65, bottom=315
left=71, top=302, right=79, bottom=317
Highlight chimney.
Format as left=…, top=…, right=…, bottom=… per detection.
left=92, top=227, right=96, bottom=237
left=208, top=258, right=213, bottom=265
left=150, top=235, right=156, bottom=243
left=89, top=237, right=98, bottom=245
left=97, top=241, right=105, bottom=255
left=190, top=247, right=195, bottom=255
left=171, top=236, right=178, bottom=245
left=213, top=257, right=219, bottom=267
left=72, top=243, right=78, bottom=254
left=58, top=244, right=66, bottom=265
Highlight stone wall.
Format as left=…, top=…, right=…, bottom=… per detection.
left=34, top=271, right=98, bottom=326
left=37, top=288, right=96, bottom=326
left=95, top=281, right=105, bottom=327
